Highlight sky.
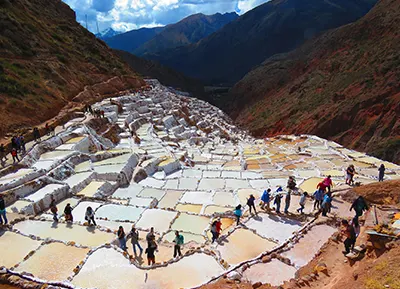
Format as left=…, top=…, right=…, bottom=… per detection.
left=63, top=0, right=269, bottom=33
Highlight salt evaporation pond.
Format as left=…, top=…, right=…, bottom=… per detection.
left=243, top=259, right=297, bottom=286
left=96, top=204, right=145, bottom=222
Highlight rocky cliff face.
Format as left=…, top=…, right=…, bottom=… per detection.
left=0, top=0, right=145, bottom=137
left=229, top=0, right=400, bottom=163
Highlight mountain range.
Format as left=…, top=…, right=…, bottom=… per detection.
left=0, top=0, right=144, bottom=137
left=104, top=12, right=238, bottom=56
left=144, top=0, right=378, bottom=85
left=229, top=0, right=400, bottom=163
left=95, top=27, right=120, bottom=40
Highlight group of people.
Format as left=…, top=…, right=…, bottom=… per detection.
left=116, top=226, right=184, bottom=266
left=1, top=135, right=26, bottom=164
left=346, top=163, right=386, bottom=185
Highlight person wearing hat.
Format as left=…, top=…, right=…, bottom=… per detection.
left=0, top=194, right=7, bottom=225
left=127, top=224, right=143, bottom=255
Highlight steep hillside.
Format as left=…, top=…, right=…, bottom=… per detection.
left=134, top=12, right=238, bottom=56
left=230, top=0, right=400, bottom=163
left=103, top=27, right=164, bottom=53
left=115, top=50, right=206, bottom=99
left=0, top=0, right=145, bottom=137
left=146, top=0, right=377, bottom=85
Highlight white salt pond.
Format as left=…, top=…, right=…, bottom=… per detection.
left=13, top=220, right=114, bottom=247
left=243, top=259, right=297, bottom=286
left=96, top=204, right=145, bottom=222
left=136, top=208, right=177, bottom=234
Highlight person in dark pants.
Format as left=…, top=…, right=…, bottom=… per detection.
left=85, top=206, right=96, bottom=226
left=350, top=196, right=368, bottom=222
left=173, top=231, right=184, bottom=258
left=321, top=192, right=332, bottom=217
left=274, top=194, right=283, bottom=213
left=146, top=227, right=155, bottom=247
left=210, top=218, right=222, bottom=243
left=11, top=148, right=19, bottom=163
left=127, top=225, right=143, bottom=255
left=247, top=194, right=257, bottom=215
left=341, top=220, right=356, bottom=254
left=50, top=197, right=58, bottom=222
left=234, top=205, right=243, bottom=225
left=117, top=226, right=127, bottom=251
left=378, top=164, right=385, bottom=182
left=0, top=194, right=8, bottom=225
left=146, top=240, right=157, bottom=266
left=33, top=128, right=41, bottom=142
left=64, top=203, right=73, bottom=222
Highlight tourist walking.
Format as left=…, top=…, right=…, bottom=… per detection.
left=274, top=193, right=283, bottom=213
left=346, top=165, right=356, bottom=185
left=211, top=218, right=222, bottom=243
left=0, top=144, right=7, bottom=162
left=297, top=192, right=308, bottom=214
left=64, top=203, right=73, bottom=222
left=234, top=205, right=243, bottom=225
left=127, top=225, right=143, bottom=255
left=19, top=136, right=26, bottom=154
left=50, top=197, right=58, bottom=222
left=33, top=127, right=41, bottom=142
left=145, top=241, right=157, bottom=266
left=247, top=194, right=257, bottom=215
left=287, top=176, right=296, bottom=193
left=350, top=196, right=368, bottom=221
left=173, top=231, right=184, bottom=258
left=322, top=175, right=333, bottom=193
left=284, top=190, right=291, bottom=214
left=313, top=187, right=324, bottom=210
left=261, top=189, right=271, bottom=210
left=11, top=148, right=19, bottom=163
left=321, top=192, right=332, bottom=217
left=117, top=226, right=127, bottom=251
left=146, top=227, right=155, bottom=247
left=0, top=194, right=7, bottom=225
left=378, top=164, right=385, bottom=182
left=341, top=220, right=356, bottom=255
left=85, top=206, right=96, bottom=226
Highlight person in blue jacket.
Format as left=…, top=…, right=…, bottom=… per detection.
left=261, top=189, right=271, bottom=210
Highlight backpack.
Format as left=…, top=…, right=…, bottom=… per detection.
left=178, top=235, right=184, bottom=244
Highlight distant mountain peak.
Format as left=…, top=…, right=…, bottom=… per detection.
left=96, top=27, right=120, bottom=40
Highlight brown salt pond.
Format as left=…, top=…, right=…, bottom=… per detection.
left=13, top=220, right=114, bottom=247
left=243, top=259, right=297, bottom=286
left=217, top=228, right=276, bottom=266
left=16, top=242, right=89, bottom=281
left=282, top=224, right=337, bottom=268
left=0, top=231, right=41, bottom=268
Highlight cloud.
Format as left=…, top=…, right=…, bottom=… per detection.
left=63, top=0, right=270, bottom=33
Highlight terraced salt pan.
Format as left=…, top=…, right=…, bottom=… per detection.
left=39, top=150, right=73, bottom=161
left=178, top=178, right=199, bottom=190
left=16, top=242, right=89, bottom=281
left=66, top=136, right=85, bottom=144
left=176, top=204, right=203, bottom=214
left=171, top=213, right=210, bottom=235
left=25, top=184, right=66, bottom=202
left=163, top=179, right=179, bottom=190
left=245, top=213, right=301, bottom=243
left=282, top=225, right=336, bottom=268
left=112, top=184, right=143, bottom=199
left=299, top=177, right=324, bottom=193
left=213, top=191, right=236, bottom=207
left=76, top=181, right=105, bottom=197
left=136, top=209, right=177, bottom=234
left=218, top=229, right=276, bottom=266
left=243, top=259, right=297, bottom=286
left=72, top=249, right=224, bottom=289
left=0, top=231, right=41, bottom=268
left=96, top=204, right=145, bottom=222
left=180, top=191, right=213, bottom=204
left=13, top=220, right=114, bottom=247
left=157, top=190, right=184, bottom=209
left=139, top=177, right=165, bottom=188
left=55, top=143, right=76, bottom=150
left=93, top=163, right=126, bottom=174
left=7, top=200, right=32, bottom=213
left=204, top=205, right=232, bottom=215
left=93, top=154, right=132, bottom=166
left=198, top=178, right=225, bottom=190
left=74, top=161, right=91, bottom=173
left=182, top=169, right=203, bottom=178
left=128, top=196, right=154, bottom=207
left=0, top=169, right=35, bottom=186
left=138, top=188, right=165, bottom=200
left=32, top=160, right=55, bottom=171
left=63, top=172, right=93, bottom=188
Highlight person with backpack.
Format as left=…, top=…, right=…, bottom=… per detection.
left=127, top=225, right=143, bottom=255
left=247, top=194, right=257, bottom=215
left=49, top=197, right=58, bottom=222
left=173, top=231, right=184, bottom=258
left=117, top=226, right=127, bottom=251
left=85, top=206, right=96, bottom=226
left=64, top=203, right=73, bottom=223
left=211, top=218, right=222, bottom=243
left=0, top=194, right=7, bottom=225
left=261, top=189, right=271, bottom=210
left=350, top=196, right=368, bottom=221
left=234, top=205, right=243, bottom=225
left=297, top=192, right=308, bottom=214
